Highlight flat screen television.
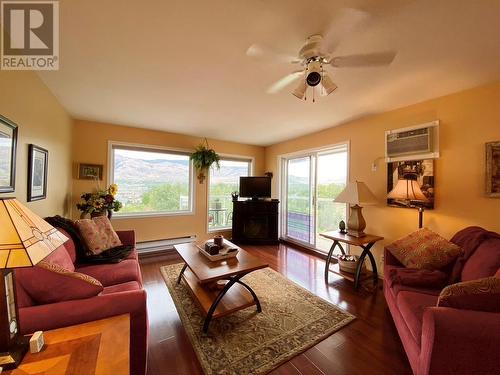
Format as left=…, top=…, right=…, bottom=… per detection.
left=239, top=177, right=271, bottom=199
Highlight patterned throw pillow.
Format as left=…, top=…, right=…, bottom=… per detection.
left=38, top=261, right=102, bottom=287
left=75, top=216, right=122, bottom=255
left=437, top=276, right=500, bottom=312
left=386, top=228, right=462, bottom=270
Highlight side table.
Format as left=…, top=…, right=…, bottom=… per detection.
left=4, top=314, right=130, bottom=375
left=320, top=231, right=384, bottom=289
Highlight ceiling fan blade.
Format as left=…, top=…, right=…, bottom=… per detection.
left=246, top=44, right=298, bottom=64
left=267, top=71, right=303, bottom=94
left=330, top=51, right=397, bottom=67
left=320, top=8, right=370, bottom=54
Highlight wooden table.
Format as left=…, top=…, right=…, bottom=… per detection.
left=320, top=231, right=384, bottom=290
left=5, top=314, right=130, bottom=375
left=174, top=242, right=268, bottom=333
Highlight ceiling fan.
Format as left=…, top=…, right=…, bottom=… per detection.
left=247, top=8, right=397, bottom=101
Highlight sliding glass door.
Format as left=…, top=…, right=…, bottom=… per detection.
left=286, top=156, right=314, bottom=244
left=281, top=144, right=348, bottom=251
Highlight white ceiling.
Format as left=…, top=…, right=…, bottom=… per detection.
left=38, top=0, right=500, bottom=146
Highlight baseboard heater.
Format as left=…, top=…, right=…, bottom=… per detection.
left=136, top=235, right=196, bottom=255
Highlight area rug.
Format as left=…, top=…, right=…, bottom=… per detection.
left=161, top=263, right=355, bottom=375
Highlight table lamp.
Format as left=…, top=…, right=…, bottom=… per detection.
left=334, top=181, right=378, bottom=237
left=0, top=198, right=68, bottom=369
left=387, top=177, right=428, bottom=228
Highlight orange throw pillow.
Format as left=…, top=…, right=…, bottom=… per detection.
left=386, top=228, right=462, bottom=270
left=75, top=216, right=122, bottom=255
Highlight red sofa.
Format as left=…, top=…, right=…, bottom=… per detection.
left=15, top=229, right=148, bottom=375
left=384, top=226, right=500, bottom=375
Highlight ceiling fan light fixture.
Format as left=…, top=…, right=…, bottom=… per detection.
left=292, top=79, right=307, bottom=99
left=306, top=61, right=322, bottom=87
left=321, top=74, right=337, bottom=96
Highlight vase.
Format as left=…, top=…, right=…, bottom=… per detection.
left=90, top=210, right=112, bottom=219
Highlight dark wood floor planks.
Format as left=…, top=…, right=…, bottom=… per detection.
left=140, top=243, right=412, bottom=375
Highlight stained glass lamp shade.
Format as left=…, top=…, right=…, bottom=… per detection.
left=0, top=198, right=68, bottom=369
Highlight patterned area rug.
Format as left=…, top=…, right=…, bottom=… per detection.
left=161, top=263, right=355, bottom=375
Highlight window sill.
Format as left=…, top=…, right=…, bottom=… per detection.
left=112, top=211, right=195, bottom=219
left=207, top=227, right=232, bottom=233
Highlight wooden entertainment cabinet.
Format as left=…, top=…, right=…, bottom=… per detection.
left=231, top=199, right=279, bottom=245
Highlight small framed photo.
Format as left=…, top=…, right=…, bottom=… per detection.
left=28, top=144, right=48, bottom=201
left=78, top=163, right=103, bottom=180
left=0, top=115, right=18, bottom=193
left=486, top=141, right=500, bottom=197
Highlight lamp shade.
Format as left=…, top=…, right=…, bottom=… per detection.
left=0, top=198, right=68, bottom=269
left=334, top=181, right=378, bottom=205
left=387, top=179, right=427, bottom=201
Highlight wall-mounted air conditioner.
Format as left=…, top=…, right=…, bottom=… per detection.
left=385, top=120, right=439, bottom=162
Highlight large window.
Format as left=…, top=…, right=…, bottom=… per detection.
left=109, top=144, right=193, bottom=217
left=208, top=158, right=252, bottom=231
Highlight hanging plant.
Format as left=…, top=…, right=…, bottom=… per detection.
left=190, top=138, right=220, bottom=183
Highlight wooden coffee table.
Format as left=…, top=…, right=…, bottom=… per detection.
left=174, top=243, right=268, bottom=333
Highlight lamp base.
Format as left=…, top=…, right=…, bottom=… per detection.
left=347, top=204, right=367, bottom=237
left=0, top=335, right=29, bottom=369
left=347, top=230, right=367, bottom=238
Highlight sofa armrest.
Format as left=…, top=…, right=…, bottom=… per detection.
left=19, top=288, right=148, bottom=375
left=419, top=307, right=500, bottom=375
left=117, top=230, right=136, bottom=247
left=384, top=247, right=403, bottom=267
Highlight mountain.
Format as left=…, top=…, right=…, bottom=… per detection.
left=114, top=154, right=189, bottom=183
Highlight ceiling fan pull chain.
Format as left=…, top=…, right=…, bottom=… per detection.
left=313, top=86, right=315, bottom=103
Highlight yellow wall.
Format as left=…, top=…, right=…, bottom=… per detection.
left=0, top=71, right=72, bottom=217
left=72, top=120, right=266, bottom=242
left=265, top=81, right=500, bottom=271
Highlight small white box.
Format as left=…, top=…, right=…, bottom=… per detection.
left=29, top=331, right=44, bottom=353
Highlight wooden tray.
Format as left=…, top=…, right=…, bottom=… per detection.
left=196, top=242, right=239, bottom=261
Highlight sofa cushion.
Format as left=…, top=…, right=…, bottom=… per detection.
left=75, top=216, right=122, bottom=255
left=397, top=291, right=438, bottom=345
left=461, top=238, right=500, bottom=282
left=386, top=228, right=462, bottom=270
left=76, top=259, right=141, bottom=287
left=437, top=276, right=500, bottom=313
left=43, top=244, right=75, bottom=271
left=101, top=281, right=142, bottom=295
left=16, top=261, right=103, bottom=304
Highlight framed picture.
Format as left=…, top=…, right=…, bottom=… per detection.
left=78, top=163, right=103, bottom=180
left=387, top=159, right=435, bottom=209
left=486, top=141, right=500, bottom=197
left=0, top=115, right=18, bottom=193
left=28, top=145, right=48, bottom=201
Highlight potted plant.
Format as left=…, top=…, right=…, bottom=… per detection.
left=190, top=138, right=220, bottom=183
left=76, top=183, right=123, bottom=219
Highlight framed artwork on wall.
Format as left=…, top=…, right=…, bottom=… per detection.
left=28, top=144, right=48, bottom=201
left=78, top=163, right=103, bottom=180
left=486, top=141, right=500, bottom=197
left=387, top=159, right=435, bottom=209
left=0, top=115, right=18, bottom=193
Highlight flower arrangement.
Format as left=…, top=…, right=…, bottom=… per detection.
left=76, top=184, right=122, bottom=217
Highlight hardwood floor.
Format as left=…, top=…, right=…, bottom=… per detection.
left=139, top=243, right=412, bottom=375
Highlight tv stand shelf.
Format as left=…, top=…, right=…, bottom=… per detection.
left=231, top=200, right=279, bottom=245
